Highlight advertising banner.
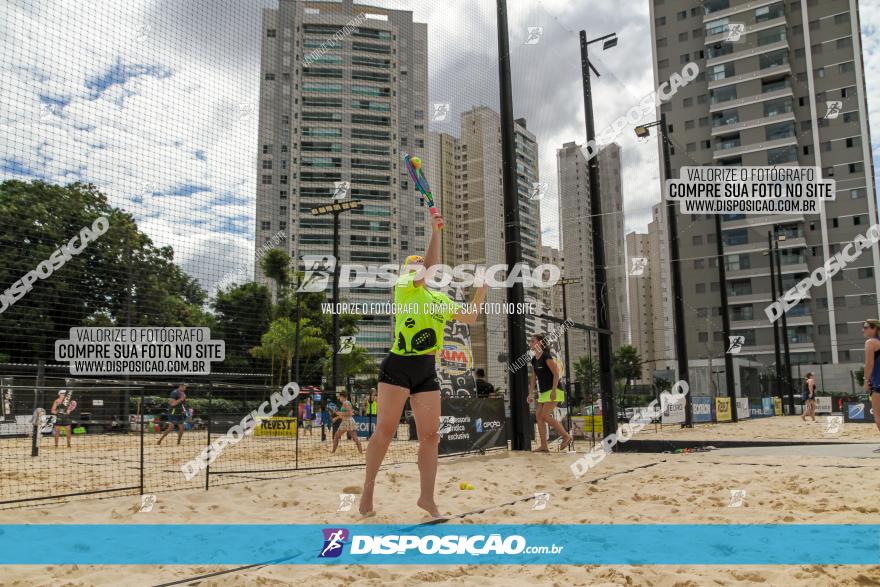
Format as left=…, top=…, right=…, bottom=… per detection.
left=815, top=396, right=832, bottom=414
left=661, top=393, right=686, bottom=424
left=571, top=415, right=604, bottom=438
left=736, top=398, right=750, bottom=419
left=436, top=286, right=477, bottom=399
left=438, top=398, right=506, bottom=455
left=715, top=397, right=732, bottom=422
left=843, top=401, right=875, bottom=423
left=692, top=397, right=713, bottom=423
left=774, top=397, right=783, bottom=416
left=254, top=416, right=297, bottom=437
left=762, top=397, right=775, bottom=417
left=353, top=416, right=375, bottom=439
left=748, top=399, right=765, bottom=418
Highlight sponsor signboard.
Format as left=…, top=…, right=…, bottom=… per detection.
left=439, top=398, right=506, bottom=455
left=436, top=286, right=477, bottom=399
left=773, top=397, right=783, bottom=416
left=748, top=399, right=765, bottom=418
left=715, top=397, right=732, bottom=422
left=692, top=397, right=713, bottom=423
left=353, top=416, right=376, bottom=439
left=661, top=393, right=687, bottom=424
left=254, top=416, right=297, bottom=437
left=762, top=397, right=775, bottom=417
left=815, top=396, right=832, bottom=414
left=843, top=401, right=875, bottom=423
left=736, top=398, right=750, bottom=419
left=570, top=415, right=604, bottom=438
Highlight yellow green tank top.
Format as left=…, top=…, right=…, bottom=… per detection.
left=391, top=273, right=461, bottom=355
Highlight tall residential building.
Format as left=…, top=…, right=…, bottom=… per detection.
left=626, top=231, right=653, bottom=377
left=456, top=107, right=542, bottom=389
left=649, top=0, right=879, bottom=376
left=427, top=131, right=458, bottom=265
left=598, top=143, right=629, bottom=351
left=648, top=203, right=676, bottom=374
left=540, top=245, right=565, bottom=319
left=557, top=142, right=628, bottom=364
left=255, top=0, right=428, bottom=359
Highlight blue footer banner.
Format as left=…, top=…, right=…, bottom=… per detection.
left=0, top=524, right=877, bottom=565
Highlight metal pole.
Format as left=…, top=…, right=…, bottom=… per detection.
left=497, top=0, right=530, bottom=451
left=31, top=361, right=45, bottom=457
left=294, top=256, right=302, bottom=384
left=773, top=233, right=794, bottom=413
left=205, top=383, right=212, bottom=491
left=658, top=113, right=691, bottom=426
left=580, top=30, right=617, bottom=437
left=139, top=386, right=144, bottom=494
left=561, top=282, right=572, bottom=392
left=768, top=232, right=784, bottom=404
left=332, top=212, right=341, bottom=394
left=713, top=215, right=738, bottom=422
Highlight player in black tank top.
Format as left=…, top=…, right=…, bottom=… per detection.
left=527, top=333, right=572, bottom=453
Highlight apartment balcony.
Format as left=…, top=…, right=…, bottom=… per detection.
left=706, top=39, right=788, bottom=68
left=724, top=235, right=806, bottom=255
left=725, top=262, right=809, bottom=281
left=711, top=111, right=796, bottom=136
left=708, top=63, right=791, bottom=91
left=723, top=213, right=804, bottom=230
left=709, top=86, right=792, bottom=113
left=703, top=0, right=783, bottom=22
left=712, top=134, right=797, bottom=160
left=729, top=314, right=814, bottom=330
left=705, top=15, right=787, bottom=46
left=744, top=341, right=816, bottom=356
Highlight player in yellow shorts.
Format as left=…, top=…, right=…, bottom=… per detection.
left=360, top=212, right=488, bottom=518
left=528, top=333, right=573, bottom=452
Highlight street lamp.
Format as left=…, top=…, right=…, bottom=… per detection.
left=762, top=241, right=784, bottom=409
left=580, top=29, right=618, bottom=438
left=310, top=199, right=363, bottom=397
left=556, top=277, right=581, bottom=391
left=632, top=116, right=692, bottom=426
left=772, top=229, right=795, bottom=413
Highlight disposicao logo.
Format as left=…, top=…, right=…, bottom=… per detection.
left=319, top=528, right=349, bottom=558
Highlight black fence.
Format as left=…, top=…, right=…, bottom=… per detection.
left=0, top=372, right=429, bottom=508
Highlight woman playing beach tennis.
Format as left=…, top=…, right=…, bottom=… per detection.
left=801, top=372, right=817, bottom=422
left=528, top=333, right=572, bottom=452
left=861, top=319, right=880, bottom=439
left=360, top=212, right=488, bottom=517
left=331, top=391, right=362, bottom=454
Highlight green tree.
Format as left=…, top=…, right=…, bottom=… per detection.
left=261, top=248, right=290, bottom=307
left=613, top=345, right=643, bottom=395
left=0, top=180, right=211, bottom=363
left=323, top=345, right=378, bottom=385
left=250, top=317, right=327, bottom=387
left=573, top=356, right=600, bottom=406
left=212, top=282, right=273, bottom=370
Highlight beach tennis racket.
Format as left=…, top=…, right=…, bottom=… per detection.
left=404, top=154, right=440, bottom=220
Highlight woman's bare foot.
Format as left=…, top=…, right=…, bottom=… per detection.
left=532, top=447, right=549, bottom=452
left=417, top=496, right=440, bottom=518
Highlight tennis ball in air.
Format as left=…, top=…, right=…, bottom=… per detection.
left=410, top=156, right=422, bottom=169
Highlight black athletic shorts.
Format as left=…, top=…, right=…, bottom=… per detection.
left=871, top=386, right=880, bottom=395
left=54, top=415, right=71, bottom=427
left=378, top=353, right=440, bottom=394
left=168, top=413, right=185, bottom=424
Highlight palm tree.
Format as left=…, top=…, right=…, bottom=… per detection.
left=251, top=317, right=327, bottom=387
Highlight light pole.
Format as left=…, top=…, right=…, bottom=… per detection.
left=772, top=228, right=795, bottom=413
left=309, top=199, right=362, bottom=395
left=634, top=116, right=691, bottom=426
left=557, top=277, right=581, bottom=389
left=580, top=29, right=618, bottom=438
left=498, top=0, right=531, bottom=451
left=764, top=234, right=784, bottom=407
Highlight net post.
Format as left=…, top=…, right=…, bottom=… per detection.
left=206, top=382, right=213, bottom=491
left=139, top=386, right=145, bottom=495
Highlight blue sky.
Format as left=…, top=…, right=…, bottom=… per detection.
left=1, top=0, right=878, bottom=296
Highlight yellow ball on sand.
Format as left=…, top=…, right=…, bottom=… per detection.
left=459, top=481, right=475, bottom=490
left=410, top=156, right=422, bottom=169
